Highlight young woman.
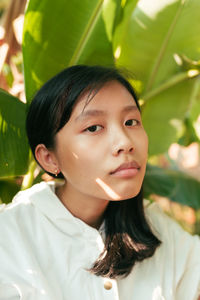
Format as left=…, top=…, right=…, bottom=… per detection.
left=0, top=65, right=200, bottom=300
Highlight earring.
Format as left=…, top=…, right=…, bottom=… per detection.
left=55, top=169, right=59, bottom=177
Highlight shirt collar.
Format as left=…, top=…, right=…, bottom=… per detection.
left=26, top=181, right=102, bottom=240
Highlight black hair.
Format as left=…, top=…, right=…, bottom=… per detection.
left=26, top=65, right=161, bottom=278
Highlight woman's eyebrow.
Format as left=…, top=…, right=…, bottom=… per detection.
left=75, top=105, right=138, bottom=122
left=75, top=110, right=106, bottom=122
left=122, top=105, right=139, bottom=113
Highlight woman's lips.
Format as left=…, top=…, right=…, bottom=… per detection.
left=110, top=161, right=140, bottom=178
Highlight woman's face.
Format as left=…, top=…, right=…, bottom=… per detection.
left=54, top=80, right=148, bottom=201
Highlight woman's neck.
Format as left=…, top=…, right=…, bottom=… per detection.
left=55, top=182, right=109, bottom=229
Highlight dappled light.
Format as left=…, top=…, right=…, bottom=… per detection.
left=72, top=152, right=79, bottom=159
left=96, top=177, right=121, bottom=200
left=114, top=45, right=121, bottom=59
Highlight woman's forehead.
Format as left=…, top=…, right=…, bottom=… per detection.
left=69, top=81, right=138, bottom=122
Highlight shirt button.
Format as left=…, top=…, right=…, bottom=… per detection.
left=104, top=281, right=112, bottom=290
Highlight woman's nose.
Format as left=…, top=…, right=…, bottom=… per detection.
left=111, top=130, right=134, bottom=156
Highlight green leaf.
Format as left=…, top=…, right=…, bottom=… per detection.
left=0, top=89, right=29, bottom=178
left=114, top=0, right=200, bottom=90
left=144, top=164, right=200, bottom=209
left=113, top=0, right=200, bottom=154
left=0, top=179, right=20, bottom=204
left=178, top=116, right=199, bottom=146
left=142, top=79, right=196, bottom=155
left=23, top=0, right=119, bottom=101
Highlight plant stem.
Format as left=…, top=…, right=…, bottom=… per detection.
left=145, top=0, right=186, bottom=92
left=21, top=160, right=37, bottom=190
left=141, top=70, right=200, bottom=101
left=68, top=0, right=103, bottom=66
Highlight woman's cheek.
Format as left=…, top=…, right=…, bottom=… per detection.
left=135, top=130, right=148, bottom=153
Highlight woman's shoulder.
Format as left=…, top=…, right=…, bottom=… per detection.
left=144, top=200, right=200, bottom=247
left=0, top=181, right=54, bottom=227
left=0, top=181, right=59, bottom=265
left=144, top=200, right=200, bottom=299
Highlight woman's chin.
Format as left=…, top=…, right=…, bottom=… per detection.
left=110, top=190, right=141, bottom=202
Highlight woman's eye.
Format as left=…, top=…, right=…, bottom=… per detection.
left=125, top=119, right=138, bottom=126
left=85, top=125, right=102, bottom=132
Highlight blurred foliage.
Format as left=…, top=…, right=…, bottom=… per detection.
left=0, top=88, right=29, bottom=178
left=0, top=179, right=20, bottom=204
left=144, top=164, right=200, bottom=209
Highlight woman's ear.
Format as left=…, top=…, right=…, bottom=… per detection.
left=35, top=144, right=60, bottom=176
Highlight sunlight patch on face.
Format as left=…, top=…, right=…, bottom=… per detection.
left=96, top=178, right=121, bottom=200
left=72, top=152, right=79, bottom=159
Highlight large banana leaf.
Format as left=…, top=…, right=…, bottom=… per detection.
left=142, top=78, right=200, bottom=154
left=113, top=0, right=200, bottom=155
left=23, top=0, right=121, bottom=102
left=0, top=89, right=29, bottom=178
left=144, top=164, right=200, bottom=209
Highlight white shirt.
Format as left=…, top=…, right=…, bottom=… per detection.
left=0, top=181, right=200, bottom=300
